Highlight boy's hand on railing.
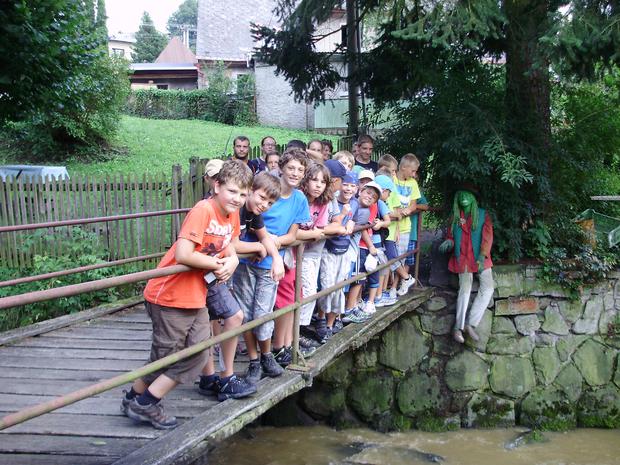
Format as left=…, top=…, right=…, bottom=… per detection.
left=271, top=255, right=285, bottom=282
left=253, top=243, right=268, bottom=261
left=369, top=245, right=378, bottom=256
left=214, top=255, right=239, bottom=282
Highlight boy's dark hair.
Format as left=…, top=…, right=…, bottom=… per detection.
left=265, top=152, right=280, bottom=163
left=252, top=171, right=281, bottom=200
left=378, top=153, right=398, bottom=170
left=286, top=139, right=307, bottom=150
left=216, top=160, right=253, bottom=191
left=300, top=162, right=334, bottom=205
left=357, top=134, right=374, bottom=145
left=321, top=139, right=333, bottom=151
left=279, top=147, right=309, bottom=170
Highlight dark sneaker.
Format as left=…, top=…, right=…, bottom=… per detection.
left=320, top=327, right=333, bottom=344
left=299, top=335, right=320, bottom=349
left=125, top=398, right=178, bottom=430
left=217, top=375, right=257, bottom=401
left=332, top=319, right=344, bottom=334
left=120, top=390, right=132, bottom=416
left=261, top=352, right=284, bottom=377
left=273, top=346, right=293, bottom=367
left=315, top=317, right=328, bottom=343
left=245, top=359, right=262, bottom=386
left=300, top=344, right=317, bottom=358
left=196, top=374, right=220, bottom=396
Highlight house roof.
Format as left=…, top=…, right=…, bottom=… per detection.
left=130, top=63, right=198, bottom=71
left=155, top=36, right=197, bottom=64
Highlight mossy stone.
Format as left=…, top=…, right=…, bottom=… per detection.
left=492, top=317, right=517, bottom=335
left=301, top=384, right=346, bottom=419
left=532, top=346, right=561, bottom=385
left=416, top=414, right=460, bottom=432
left=573, top=296, right=604, bottom=334
left=541, top=306, right=569, bottom=335
left=445, top=350, right=489, bottom=392
left=514, top=314, right=541, bottom=336
left=355, top=343, right=378, bottom=369
left=489, top=356, right=536, bottom=398
left=466, top=393, right=515, bottom=427
left=420, top=312, right=455, bottom=335
left=577, top=386, right=620, bottom=428
left=347, top=370, right=394, bottom=423
left=397, top=371, right=444, bottom=416
left=556, top=335, right=579, bottom=363
left=320, top=351, right=353, bottom=386
left=494, top=268, right=525, bottom=298
left=433, top=335, right=461, bottom=356
left=379, top=316, right=428, bottom=372
left=573, top=340, right=614, bottom=386
left=424, top=296, right=447, bottom=312
left=520, top=386, right=576, bottom=431
left=464, top=310, right=492, bottom=352
left=558, top=299, right=584, bottom=324
left=554, top=363, right=583, bottom=403
left=615, top=354, right=620, bottom=389
left=486, top=334, right=534, bottom=355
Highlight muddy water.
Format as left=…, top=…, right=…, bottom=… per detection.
left=208, top=426, right=620, bottom=465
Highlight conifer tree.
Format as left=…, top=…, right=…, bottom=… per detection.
left=132, top=12, right=168, bottom=63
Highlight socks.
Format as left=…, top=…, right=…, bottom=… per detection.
left=125, top=387, right=139, bottom=400
left=136, top=388, right=160, bottom=406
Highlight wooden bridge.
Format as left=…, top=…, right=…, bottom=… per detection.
left=0, top=290, right=430, bottom=465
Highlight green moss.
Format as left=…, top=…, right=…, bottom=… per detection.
left=416, top=414, right=459, bottom=432
left=471, top=396, right=513, bottom=427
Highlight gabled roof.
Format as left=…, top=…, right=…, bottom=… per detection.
left=155, top=36, right=197, bottom=64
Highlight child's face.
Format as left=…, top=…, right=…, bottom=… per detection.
left=359, top=187, right=379, bottom=207
left=281, top=159, right=305, bottom=188
left=359, top=177, right=372, bottom=190
left=246, top=188, right=276, bottom=215
left=339, top=182, right=357, bottom=201
left=330, top=176, right=342, bottom=194
left=388, top=163, right=397, bottom=178
left=266, top=155, right=280, bottom=171
left=338, top=158, right=353, bottom=171
left=214, top=180, right=248, bottom=214
left=322, top=145, right=331, bottom=160
left=381, top=188, right=391, bottom=201
left=306, top=172, right=327, bottom=200
left=399, top=163, right=418, bottom=180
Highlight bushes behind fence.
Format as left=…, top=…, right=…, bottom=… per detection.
left=125, top=88, right=256, bottom=125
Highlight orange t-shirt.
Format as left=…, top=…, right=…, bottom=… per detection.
left=143, top=198, right=240, bottom=309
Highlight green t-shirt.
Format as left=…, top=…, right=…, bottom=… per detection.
left=386, top=190, right=402, bottom=241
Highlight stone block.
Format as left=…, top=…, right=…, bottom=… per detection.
left=486, top=334, right=534, bottom=355
left=302, top=384, right=346, bottom=419
left=535, top=333, right=556, bottom=347
left=492, top=316, right=517, bottom=334
left=598, top=310, right=617, bottom=336
left=445, top=350, right=489, bottom=392
left=320, top=352, right=353, bottom=386
left=558, top=299, right=584, bottom=324
left=379, top=316, right=429, bottom=372
left=355, top=344, right=378, bottom=369
left=495, top=297, right=539, bottom=316
left=465, top=309, right=493, bottom=352
left=520, top=386, right=576, bottom=430
left=532, top=346, right=561, bottom=385
left=489, top=356, right=536, bottom=398
left=466, top=393, right=515, bottom=428
left=604, top=292, right=615, bottom=310
left=433, top=335, right=461, bottom=356
left=424, top=296, right=448, bottom=312
left=577, top=386, right=620, bottom=428
left=554, top=363, right=583, bottom=403
left=348, top=370, right=395, bottom=423
left=573, top=296, right=603, bottom=334
left=420, top=313, right=455, bottom=336
left=573, top=340, right=614, bottom=386
left=396, top=371, right=445, bottom=416
left=541, top=306, right=570, bottom=335
left=494, top=268, right=526, bottom=298
left=514, top=314, right=541, bottom=336
left=615, top=354, right=620, bottom=389
left=556, top=335, right=579, bottom=362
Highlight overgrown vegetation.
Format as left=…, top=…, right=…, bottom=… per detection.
left=0, top=229, right=144, bottom=332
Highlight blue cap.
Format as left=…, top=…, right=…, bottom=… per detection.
left=375, top=175, right=396, bottom=193
left=324, top=159, right=347, bottom=179
left=342, top=171, right=359, bottom=185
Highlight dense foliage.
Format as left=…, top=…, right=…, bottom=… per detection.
left=132, top=11, right=168, bottom=63
left=167, top=0, right=198, bottom=53
left=0, top=0, right=129, bottom=161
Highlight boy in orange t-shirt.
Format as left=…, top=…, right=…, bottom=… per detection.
left=121, top=160, right=253, bottom=430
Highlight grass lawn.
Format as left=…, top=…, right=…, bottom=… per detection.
left=62, top=116, right=338, bottom=176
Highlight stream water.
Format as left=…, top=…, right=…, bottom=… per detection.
left=209, top=425, right=620, bottom=465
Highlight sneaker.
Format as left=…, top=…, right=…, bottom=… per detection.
left=465, top=325, right=480, bottom=342
left=375, top=295, right=396, bottom=307
left=332, top=319, right=344, bottom=334
left=389, top=287, right=397, bottom=300
left=125, top=398, right=178, bottom=430
left=196, top=374, right=220, bottom=396
left=342, top=308, right=371, bottom=324
left=217, top=375, right=257, bottom=401
left=319, top=327, right=333, bottom=344
left=361, top=300, right=376, bottom=315
left=397, top=275, right=416, bottom=296
left=273, top=346, right=293, bottom=367
left=261, top=352, right=284, bottom=377
left=120, top=390, right=132, bottom=415
left=245, top=359, right=262, bottom=385
left=300, top=344, right=317, bottom=358
left=453, top=329, right=465, bottom=344
left=299, top=335, right=320, bottom=349
left=315, top=317, right=329, bottom=343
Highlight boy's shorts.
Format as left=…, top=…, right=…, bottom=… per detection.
left=358, top=248, right=379, bottom=288
left=142, top=301, right=210, bottom=386
left=384, top=240, right=400, bottom=272
left=233, top=262, right=278, bottom=342
left=405, top=240, right=417, bottom=267
left=206, top=281, right=240, bottom=320
left=275, top=267, right=297, bottom=309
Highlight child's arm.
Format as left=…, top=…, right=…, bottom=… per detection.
left=275, top=224, right=300, bottom=248
left=297, top=227, right=324, bottom=241
left=213, top=243, right=239, bottom=282
left=401, top=199, right=418, bottom=217
left=233, top=237, right=267, bottom=259
left=345, top=219, right=355, bottom=235
left=373, top=212, right=391, bottom=230
left=255, top=226, right=285, bottom=281
left=175, top=238, right=222, bottom=270
left=360, top=229, right=377, bottom=255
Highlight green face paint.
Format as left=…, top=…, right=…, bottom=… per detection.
left=457, top=191, right=475, bottom=213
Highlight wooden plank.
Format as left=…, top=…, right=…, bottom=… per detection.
left=5, top=178, right=19, bottom=267
left=16, top=177, right=29, bottom=266
left=0, top=434, right=149, bottom=459
left=76, top=321, right=152, bottom=331
left=0, top=453, right=114, bottom=465
left=0, top=367, right=132, bottom=382
left=12, top=337, right=152, bottom=351
left=43, top=328, right=152, bottom=341
left=0, top=347, right=149, bottom=361
left=0, top=378, right=134, bottom=397
left=0, top=297, right=143, bottom=346
left=0, top=178, right=12, bottom=267
left=0, top=356, right=142, bottom=371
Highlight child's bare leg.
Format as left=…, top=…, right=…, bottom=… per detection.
left=219, top=311, right=243, bottom=377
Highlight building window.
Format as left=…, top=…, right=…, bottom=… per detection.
left=156, top=84, right=169, bottom=90
left=111, top=48, right=125, bottom=57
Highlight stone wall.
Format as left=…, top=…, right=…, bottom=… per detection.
left=291, top=266, right=620, bottom=431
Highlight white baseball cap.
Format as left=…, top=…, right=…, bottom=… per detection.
left=358, top=169, right=375, bottom=181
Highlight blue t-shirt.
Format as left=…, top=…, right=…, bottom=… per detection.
left=325, top=197, right=359, bottom=254
left=241, top=189, right=310, bottom=269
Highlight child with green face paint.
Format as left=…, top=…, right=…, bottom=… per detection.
left=439, top=188, right=494, bottom=344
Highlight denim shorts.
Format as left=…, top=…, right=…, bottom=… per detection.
left=384, top=240, right=400, bottom=272
left=358, top=248, right=379, bottom=288
left=232, top=262, right=278, bottom=341
left=206, top=281, right=241, bottom=320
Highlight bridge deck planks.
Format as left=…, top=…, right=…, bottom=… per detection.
left=0, top=291, right=431, bottom=464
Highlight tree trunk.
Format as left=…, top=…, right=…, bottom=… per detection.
left=503, top=0, right=552, bottom=151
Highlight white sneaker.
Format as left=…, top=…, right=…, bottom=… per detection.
left=362, top=300, right=376, bottom=315
left=389, top=288, right=397, bottom=300
left=397, top=275, right=416, bottom=296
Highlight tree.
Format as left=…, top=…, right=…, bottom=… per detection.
left=167, top=0, right=198, bottom=52
left=253, top=0, right=620, bottom=259
left=132, top=12, right=168, bottom=63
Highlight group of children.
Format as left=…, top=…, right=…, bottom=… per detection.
left=121, top=135, right=428, bottom=430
